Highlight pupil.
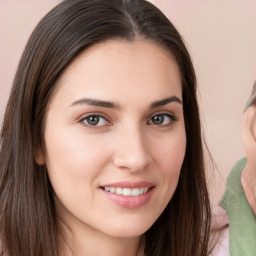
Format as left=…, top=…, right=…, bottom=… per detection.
left=88, top=116, right=99, bottom=125
left=153, top=115, right=164, bottom=125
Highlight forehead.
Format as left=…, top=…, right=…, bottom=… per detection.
left=51, top=38, right=182, bottom=107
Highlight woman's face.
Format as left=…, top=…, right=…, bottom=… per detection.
left=38, top=39, right=186, bottom=239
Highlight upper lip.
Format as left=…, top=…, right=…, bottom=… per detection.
left=100, top=181, right=155, bottom=189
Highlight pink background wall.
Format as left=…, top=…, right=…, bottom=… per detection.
left=1, top=0, right=256, bottom=203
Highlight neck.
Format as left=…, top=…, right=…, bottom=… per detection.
left=58, top=219, right=142, bottom=256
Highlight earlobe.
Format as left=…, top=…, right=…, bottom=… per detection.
left=35, top=147, right=45, bottom=165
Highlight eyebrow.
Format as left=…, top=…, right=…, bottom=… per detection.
left=70, top=98, right=119, bottom=109
left=70, top=95, right=182, bottom=109
left=150, top=96, right=182, bottom=108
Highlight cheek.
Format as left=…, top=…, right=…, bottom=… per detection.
left=43, top=128, right=113, bottom=213
left=44, top=126, right=112, bottom=181
left=151, top=127, right=186, bottom=195
left=148, top=130, right=186, bottom=217
left=154, top=129, right=186, bottom=175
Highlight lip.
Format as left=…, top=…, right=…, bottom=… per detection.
left=100, top=181, right=155, bottom=208
left=101, top=181, right=154, bottom=188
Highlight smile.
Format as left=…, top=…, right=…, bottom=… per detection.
left=100, top=182, right=155, bottom=208
left=103, top=187, right=149, bottom=196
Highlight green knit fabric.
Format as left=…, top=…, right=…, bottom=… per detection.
left=220, top=158, right=256, bottom=256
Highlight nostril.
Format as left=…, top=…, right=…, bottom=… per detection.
left=113, top=154, right=150, bottom=172
left=112, top=133, right=151, bottom=171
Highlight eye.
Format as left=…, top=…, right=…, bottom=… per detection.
left=80, top=114, right=110, bottom=128
left=148, top=113, right=177, bottom=126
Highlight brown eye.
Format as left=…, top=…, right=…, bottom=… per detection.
left=82, top=115, right=109, bottom=127
left=148, top=113, right=177, bottom=126
left=87, top=116, right=100, bottom=126
left=151, top=115, right=165, bottom=125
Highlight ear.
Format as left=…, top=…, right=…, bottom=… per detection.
left=35, top=145, right=45, bottom=165
left=242, top=106, right=256, bottom=165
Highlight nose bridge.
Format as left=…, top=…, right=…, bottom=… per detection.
left=113, top=123, right=150, bottom=172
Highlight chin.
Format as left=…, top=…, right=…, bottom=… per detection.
left=105, top=216, right=155, bottom=239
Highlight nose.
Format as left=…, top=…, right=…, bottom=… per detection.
left=113, top=127, right=151, bottom=172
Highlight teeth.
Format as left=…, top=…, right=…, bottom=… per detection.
left=103, top=187, right=149, bottom=196
left=116, top=188, right=122, bottom=195
left=110, top=187, right=116, bottom=193
left=132, top=188, right=140, bottom=196
left=139, top=188, right=144, bottom=195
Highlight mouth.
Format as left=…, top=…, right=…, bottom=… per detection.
left=99, top=182, right=155, bottom=208
left=101, top=186, right=150, bottom=196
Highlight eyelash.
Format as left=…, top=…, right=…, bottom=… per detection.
left=79, top=113, right=111, bottom=129
left=79, top=112, right=178, bottom=129
left=147, top=112, right=177, bottom=127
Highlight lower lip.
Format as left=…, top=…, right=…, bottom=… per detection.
left=101, top=188, right=154, bottom=208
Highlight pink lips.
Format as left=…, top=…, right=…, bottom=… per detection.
left=100, top=181, right=155, bottom=208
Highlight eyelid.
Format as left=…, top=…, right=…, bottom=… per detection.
left=147, top=110, right=177, bottom=120
left=147, top=111, right=178, bottom=126
left=79, top=112, right=112, bottom=128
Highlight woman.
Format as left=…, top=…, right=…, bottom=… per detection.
left=0, top=0, right=211, bottom=255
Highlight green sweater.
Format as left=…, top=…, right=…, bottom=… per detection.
left=220, top=158, right=256, bottom=256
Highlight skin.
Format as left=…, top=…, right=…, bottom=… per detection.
left=37, top=39, right=186, bottom=256
left=211, top=105, right=256, bottom=256
left=241, top=105, right=256, bottom=215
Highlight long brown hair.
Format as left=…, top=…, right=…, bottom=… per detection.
left=0, top=0, right=211, bottom=255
